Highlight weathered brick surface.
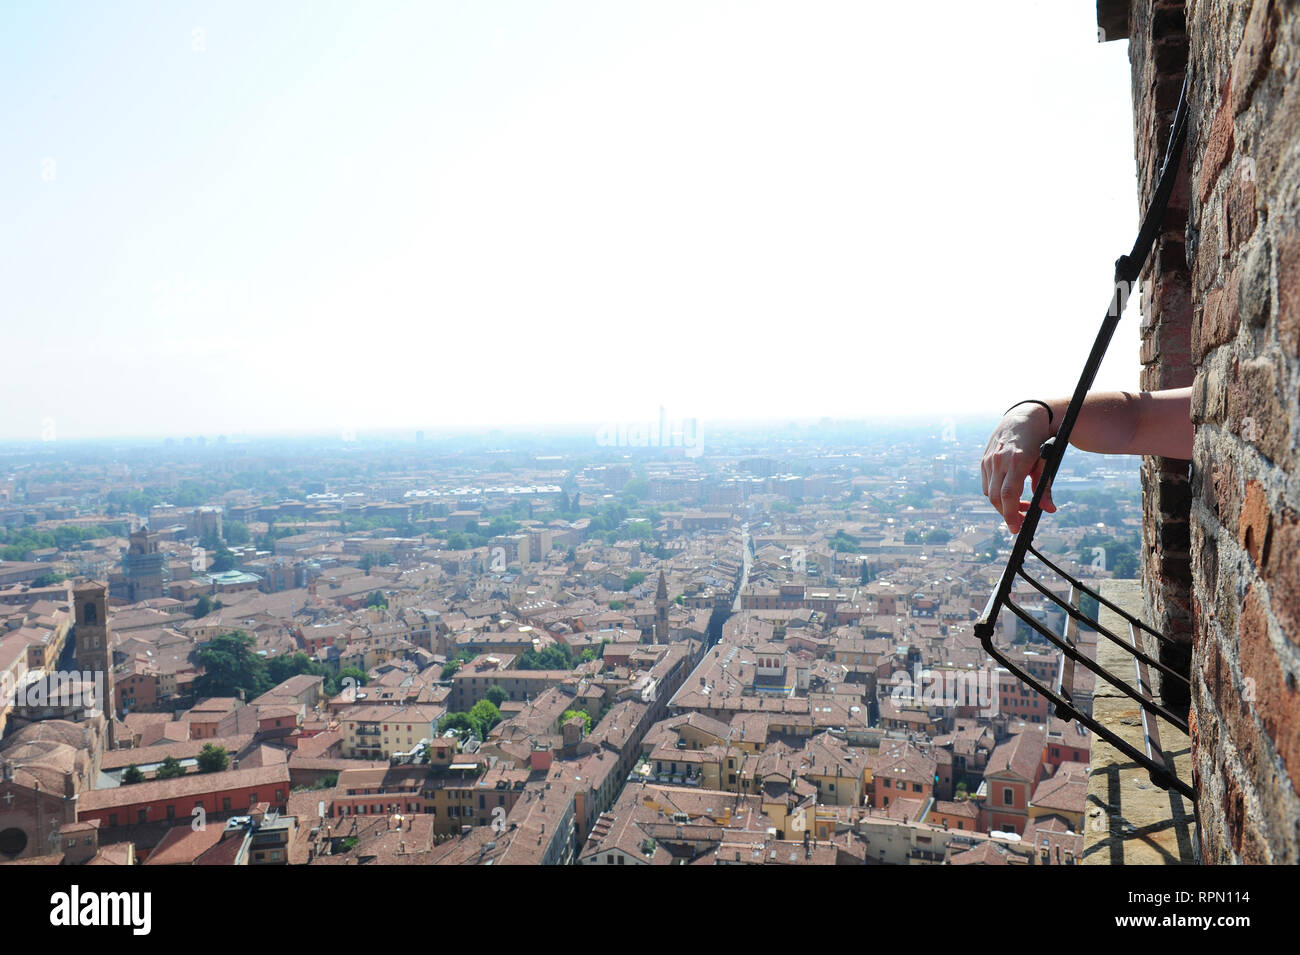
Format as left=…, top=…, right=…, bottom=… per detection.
left=1197, top=82, right=1235, bottom=203
left=1231, top=0, right=1279, bottom=115
left=1120, top=0, right=1300, bottom=864
left=1224, top=172, right=1257, bottom=252
left=1237, top=480, right=1272, bottom=566
left=1264, top=510, right=1300, bottom=648
left=1130, top=0, right=1196, bottom=716
left=1278, top=229, right=1300, bottom=356
left=1193, top=268, right=1241, bottom=360
left=1237, top=587, right=1300, bottom=798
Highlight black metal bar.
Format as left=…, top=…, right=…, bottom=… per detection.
left=1027, top=544, right=1169, bottom=644
left=1053, top=584, right=1080, bottom=721
left=1016, top=564, right=1189, bottom=688
left=1002, top=596, right=1188, bottom=734
left=981, top=611, right=1194, bottom=801
left=1128, top=618, right=1174, bottom=790
left=973, top=69, right=1195, bottom=801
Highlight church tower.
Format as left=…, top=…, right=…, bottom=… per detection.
left=653, top=570, right=669, bottom=643
left=73, top=581, right=115, bottom=746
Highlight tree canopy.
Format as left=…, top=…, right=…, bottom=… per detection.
left=193, top=631, right=271, bottom=699
left=516, top=643, right=574, bottom=671
left=197, top=743, right=229, bottom=773
left=156, top=756, right=186, bottom=780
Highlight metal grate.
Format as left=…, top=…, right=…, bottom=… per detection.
left=973, top=70, right=1195, bottom=803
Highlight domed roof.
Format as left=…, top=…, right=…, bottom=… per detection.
left=0, top=717, right=103, bottom=794
left=2, top=719, right=94, bottom=752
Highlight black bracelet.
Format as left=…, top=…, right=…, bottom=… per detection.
left=1004, top=400, right=1054, bottom=426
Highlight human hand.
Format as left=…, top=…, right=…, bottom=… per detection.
left=981, top=404, right=1057, bottom=534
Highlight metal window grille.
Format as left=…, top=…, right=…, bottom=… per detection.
left=973, top=71, right=1195, bottom=802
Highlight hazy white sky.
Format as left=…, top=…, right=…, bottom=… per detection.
left=2, top=0, right=1146, bottom=442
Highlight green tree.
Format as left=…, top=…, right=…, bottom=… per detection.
left=224, top=521, right=251, bottom=546
left=197, top=743, right=229, bottom=774
left=484, top=685, right=508, bottom=707
left=122, top=764, right=145, bottom=785
left=439, top=711, right=477, bottom=740
left=31, top=572, right=66, bottom=587
left=468, top=699, right=503, bottom=738
left=561, top=708, right=593, bottom=732
left=623, top=571, right=647, bottom=590
left=193, top=631, right=272, bottom=699
left=267, top=651, right=316, bottom=686
left=903, top=530, right=922, bottom=545
left=209, top=548, right=237, bottom=573
left=622, top=478, right=649, bottom=501
left=365, top=590, right=387, bottom=609
left=193, top=594, right=213, bottom=618
left=516, top=643, right=574, bottom=671
left=156, top=756, right=186, bottom=780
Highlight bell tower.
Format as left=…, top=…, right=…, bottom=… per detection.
left=654, top=570, right=669, bottom=643
left=73, top=581, right=115, bottom=745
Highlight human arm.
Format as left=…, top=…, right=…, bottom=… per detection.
left=981, top=388, right=1192, bottom=533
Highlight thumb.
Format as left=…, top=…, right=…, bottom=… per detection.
left=1031, top=458, right=1056, bottom=513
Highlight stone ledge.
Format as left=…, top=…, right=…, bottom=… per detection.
left=1082, top=579, right=1197, bottom=865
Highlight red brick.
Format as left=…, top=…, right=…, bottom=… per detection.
left=1238, top=586, right=1300, bottom=798
left=1278, top=230, right=1300, bottom=357
left=1240, top=815, right=1270, bottom=863
left=1227, top=357, right=1288, bottom=463
left=1210, top=455, right=1240, bottom=529
left=1238, top=480, right=1273, bottom=566
left=1221, top=767, right=1246, bottom=855
left=1232, top=0, right=1279, bottom=115
left=1195, top=270, right=1242, bottom=361
left=1199, top=81, right=1236, bottom=203
left=1225, top=174, right=1257, bottom=252
left=1194, top=207, right=1222, bottom=291
left=1264, top=509, right=1300, bottom=647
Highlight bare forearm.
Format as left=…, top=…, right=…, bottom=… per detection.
left=1035, top=389, right=1192, bottom=458
left=985, top=388, right=1193, bottom=532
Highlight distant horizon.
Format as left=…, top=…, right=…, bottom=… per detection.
left=0, top=408, right=1015, bottom=448
left=3, top=1, right=1145, bottom=443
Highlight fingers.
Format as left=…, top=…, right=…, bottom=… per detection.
left=982, top=424, right=1057, bottom=533
left=998, top=468, right=1025, bottom=534
left=1030, top=458, right=1056, bottom=513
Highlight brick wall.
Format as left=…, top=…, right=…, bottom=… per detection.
left=1126, top=0, right=1197, bottom=709
left=1111, top=0, right=1300, bottom=863
left=1183, top=0, right=1300, bottom=865
left=1104, top=0, right=1300, bottom=863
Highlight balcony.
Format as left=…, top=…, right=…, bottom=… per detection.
left=1081, top=580, right=1196, bottom=865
